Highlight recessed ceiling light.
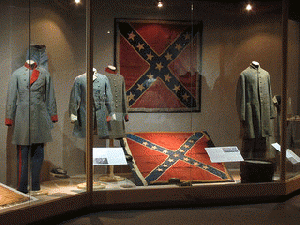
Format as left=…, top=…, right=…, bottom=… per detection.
left=157, top=0, right=163, bottom=8
left=246, top=3, right=253, bottom=11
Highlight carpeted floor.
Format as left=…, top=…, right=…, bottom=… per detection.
left=54, top=191, right=300, bottom=225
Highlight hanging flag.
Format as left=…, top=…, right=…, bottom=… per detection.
left=115, top=19, right=202, bottom=112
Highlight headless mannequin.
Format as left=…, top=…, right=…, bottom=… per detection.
left=99, top=65, right=127, bottom=182
left=240, top=61, right=270, bottom=159
left=73, top=68, right=118, bottom=188
left=21, top=61, right=45, bottom=194
left=6, top=60, right=52, bottom=195
left=71, top=68, right=97, bottom=123
left=70, top=68, right=116, bottom=123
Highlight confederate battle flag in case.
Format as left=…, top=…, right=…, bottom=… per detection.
left=115, top=19, right=202, bottom=112
left=124, top=132, right=232, bottom=185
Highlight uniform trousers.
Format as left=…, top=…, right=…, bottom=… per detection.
left=17, top=143, right=44, bottom=193
left=242, top=137, right=267, bottom=159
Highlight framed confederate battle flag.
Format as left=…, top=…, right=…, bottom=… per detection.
left=114, top=19, right=203, bottom=112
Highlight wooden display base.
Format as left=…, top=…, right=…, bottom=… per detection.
left=97, top=139, right=126, bottom=182
left=99, top=175, right=125, bottom=182
left=77, top=182, right=106, bottom=190
left=29, top=190, right=49, bottom=196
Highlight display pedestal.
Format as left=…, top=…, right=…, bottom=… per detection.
left=98, top=139, right=125, bottom=182
left=30, top=190, right=49, bottom=196
left=77, top=181, right=105, bottom=190
left=77, top=166, right=106, bottom=190
left=99, top=165, right=125, bottom=182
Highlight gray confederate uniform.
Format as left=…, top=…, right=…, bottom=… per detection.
left=236, top=63, right=275, bottom=159
left=237, top=64, right=275, bottom=139
left=105, top=73, right=129, bottom=139
left=69, top=73, right=114, bottom=138
left=5, top=63, right=58, bottom=145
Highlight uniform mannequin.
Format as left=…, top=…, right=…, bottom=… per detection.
left=69, top=68, right=115, bottom=138
left=5, top=57, right=58, bottom=195
left=236, top=61, right=275, bottom=159
left=96, top=65, right=132, bottom=182
left=69, top=68, right=117, bottom=188
left=105, top=65, right=129, bottom=139
left=104, top=66, right=130, bottom=157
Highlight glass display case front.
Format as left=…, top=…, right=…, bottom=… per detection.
left=1, top=0, right=300, bottom=223
left=0, top=0, right=88, bottom=211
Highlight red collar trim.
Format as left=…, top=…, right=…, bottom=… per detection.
left=30, top=69, right=40, bottom=85
left=24, top=62, right=40, bottom=85
left=105, top=67, right=117, bottom=74
left=25, top=62, right=38, bottom=70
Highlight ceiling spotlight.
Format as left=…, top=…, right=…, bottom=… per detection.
left=75, top=0, right=81, bottom=4
left=246, top=3, right=253, bottom=11
left=157, top=0, right=163, bottom=8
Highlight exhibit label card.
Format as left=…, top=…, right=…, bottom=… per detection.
left=271, top=143, right=300, bottom=164
left=93, top=148, right=127, bottom=165
left=205, top=146, right=244, bottom=163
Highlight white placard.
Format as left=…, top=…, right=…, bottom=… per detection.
left=271, top=143, right=300, bottom=164
left=204, top=146, right=244, bottom=163
left=271, top=143, right=281, bottom=151
left=93, top=147, right=127, bottom=165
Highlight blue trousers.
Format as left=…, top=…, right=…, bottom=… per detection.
left=17, top=144, right=44, bottom=193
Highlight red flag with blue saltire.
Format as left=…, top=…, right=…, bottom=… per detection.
left=115, top=19, right=202, bottom=112
left=125, top=132, right=232, bottom=185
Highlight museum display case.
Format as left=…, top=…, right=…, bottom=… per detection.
left=0, top=0, right=89, bottom=215
left=1, top=0, right=300, bottom=224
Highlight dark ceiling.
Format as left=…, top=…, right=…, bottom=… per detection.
left=210, top=0, right=299, bottom=20
left=201, top=0, right=298, bottom=22
left=12, top=0, right=300, bottom=22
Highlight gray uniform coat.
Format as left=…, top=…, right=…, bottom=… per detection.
left=5, top=64, right=58, bottom=145
left=105, top=74, right=129, bottom=139
left=236, top=65, right=275, bottom=139
left=69, top=73, right=114, bottom=138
